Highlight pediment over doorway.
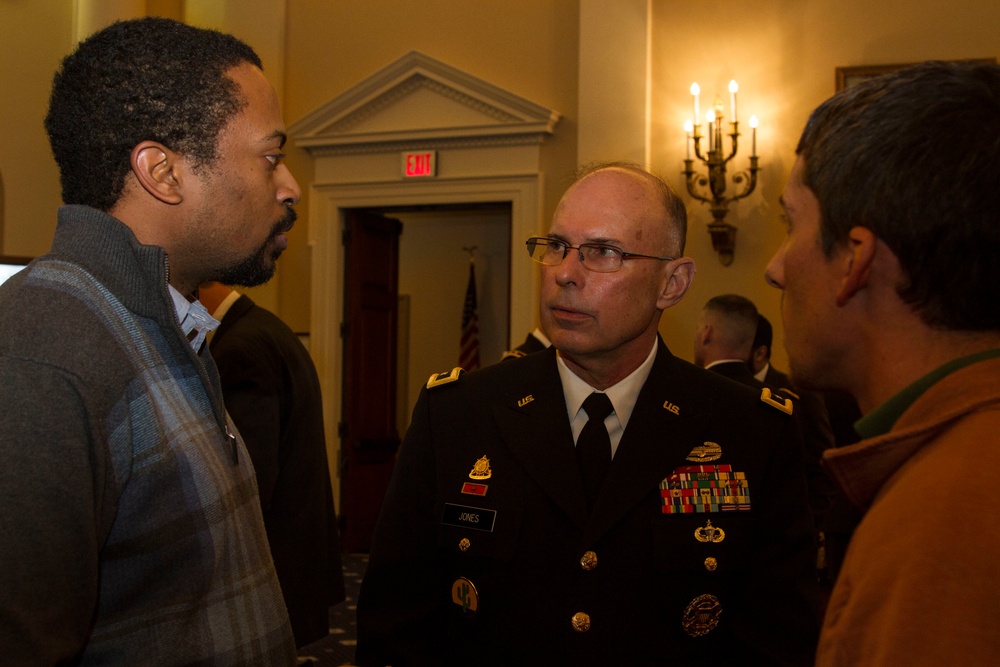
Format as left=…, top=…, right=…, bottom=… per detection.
left=289, top=50, right=560, bottom=155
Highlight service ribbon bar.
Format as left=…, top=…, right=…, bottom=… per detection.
left=660, top=465, right=751, bottom=514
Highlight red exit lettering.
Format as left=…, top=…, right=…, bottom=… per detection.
left=403, top=151, right=436, bottom=178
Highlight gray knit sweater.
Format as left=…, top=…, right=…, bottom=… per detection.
left=0, top=206, right=295, bottom=665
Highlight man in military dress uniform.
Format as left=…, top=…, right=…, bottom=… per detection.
left=356, top=164, right=820, bottom=666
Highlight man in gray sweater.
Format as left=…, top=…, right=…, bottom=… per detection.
left=0, top=17, right=301, bottom=665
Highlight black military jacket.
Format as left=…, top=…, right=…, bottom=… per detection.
left=357, top=340, right=820, bottom=666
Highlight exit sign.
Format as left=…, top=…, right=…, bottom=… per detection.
left=402, top=151, right=437, bottom=178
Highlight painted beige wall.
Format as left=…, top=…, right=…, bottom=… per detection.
left=0, top=2, right=73, bottom=257
left=2, top=0, right=998, bottom=366
left=647, top=0, right=1000, bottom=371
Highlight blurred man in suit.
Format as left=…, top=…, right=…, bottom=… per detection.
left=200, top=282, right=345, bottom=648
left=693, top=294, right=763, bottom=386
left=500, top=327, right=551, bottom=361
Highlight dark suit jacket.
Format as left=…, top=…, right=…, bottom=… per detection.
left=210, top=295, right=345, bottom=647
left=357, top=341, right=820, bottom=666
left=708, top=360, right=766, bottom=387
left=500, top=330, right=549, bottom=361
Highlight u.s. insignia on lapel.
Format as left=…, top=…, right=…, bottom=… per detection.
left=469, top=455, right=492, bottom=480
left=686, top=441, right=722, bottom=462
left=659, top=465, right=751, bottom=514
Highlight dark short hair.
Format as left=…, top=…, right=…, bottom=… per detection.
left=44, top=17, right=263, bottom=211
left=704, top=293, right=759, bottom=348
left=796, top=60, right=1000, bottom=330
left=752, top=314, right=773, bottom=359
left=575, top=161, right=689, bottom=254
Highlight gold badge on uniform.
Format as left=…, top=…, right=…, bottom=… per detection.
left=518, top=394, right=534, bottom=407
left=694, top=520, right=726, bottom=543
left=452, top=577, right=479, bottom=616
left=469, top=455, right=492, bottom=480
left=686, top=441, right=722, bottom=462
left=682, top=593, right=721, bottom=637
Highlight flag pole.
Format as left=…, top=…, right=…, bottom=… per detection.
left=459, top=246, right=480, bottom=371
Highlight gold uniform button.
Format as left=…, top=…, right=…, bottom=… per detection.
left=458, top=538, right=471, bottom=552
left=580, top=550, right=598, bottom=571
left=704, top=557, right=718, bottom=571
left=571, top=612, right=591, bottom=633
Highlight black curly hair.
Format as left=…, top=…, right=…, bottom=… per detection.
left=44, top=17, right=263, bottom=211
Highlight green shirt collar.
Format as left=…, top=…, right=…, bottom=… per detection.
left=855, top=348, right=1000, bottom=440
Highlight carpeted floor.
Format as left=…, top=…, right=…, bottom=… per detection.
left=296, top=553, right=367, bottom=667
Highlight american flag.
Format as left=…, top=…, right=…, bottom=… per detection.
left=459, top=261, right=480, bottom=371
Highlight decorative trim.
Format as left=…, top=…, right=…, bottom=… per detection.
left=303, top=132, right=547, bottom=157
left=288, top=50, right=560, bottom=155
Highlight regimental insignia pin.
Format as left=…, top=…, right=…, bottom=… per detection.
left=451, top=577, right=479, bottom=617
left=469, top=455, right=492, bottom=480
left=518, top=394, right=534, bottom=408
left=694, top=520, right=725, bottom=543
left=686, top=441, right=722, bottom=462
left=682, top=593, right=721, bottom=637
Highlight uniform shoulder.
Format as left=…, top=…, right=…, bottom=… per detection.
left=760, top=387, right=795, bottom=416
left=426, top=367, right=465, bottom=389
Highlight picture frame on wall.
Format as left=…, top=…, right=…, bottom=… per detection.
left=835, top=58, right=997, bottom=91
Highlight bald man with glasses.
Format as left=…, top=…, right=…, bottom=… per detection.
left=357, top=163, right=820, bottom=667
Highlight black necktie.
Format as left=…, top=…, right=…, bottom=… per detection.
left=577, top=392, right=614, bottom=510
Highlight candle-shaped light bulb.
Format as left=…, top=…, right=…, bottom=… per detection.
left=684, top=119, right=693, bottom=159
left=728, top=79, right=739, bottom=123
left=690, top=82, right=701, bottom=123
left=749, top=114, right=759, bottom=155
left=706, top=110, right=715, bottom=151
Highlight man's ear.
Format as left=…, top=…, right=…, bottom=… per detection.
left=836, top=226, right=876, bottom=307
left=699, top=322, right=713, bottom=345
left=131, top=141, right=182, bottom=205
left=657, top=257, right=696, bottom=310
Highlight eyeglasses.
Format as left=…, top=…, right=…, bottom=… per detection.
left=526, top=237, right=675, bottom=273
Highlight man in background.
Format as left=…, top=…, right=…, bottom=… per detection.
left=500, top=326, right=551, bottom=360
left=693, top=293, right=764, bottom=386
left=358, top=163, right=819, bottom=666
left=0, top=18, right=300, bottom=663
left=766, top=60, right=1000, bottom=665
left=200, top=282, right=346, bottom=649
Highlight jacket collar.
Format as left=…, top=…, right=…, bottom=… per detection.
left=824, top=356, right=1000, bottom=510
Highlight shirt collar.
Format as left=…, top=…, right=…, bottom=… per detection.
left=557, top=339, right=658, bottom=429
left=753, top=362, right=770, bottom=383
left=168, top=284, right=220, bottom=351
left=705, top=359, right=746, bottom=370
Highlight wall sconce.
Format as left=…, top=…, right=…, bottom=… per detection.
left=682, top=80, right=759, bottom=266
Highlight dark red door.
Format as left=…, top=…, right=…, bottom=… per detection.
left=340, top=210, right=402, bottom=552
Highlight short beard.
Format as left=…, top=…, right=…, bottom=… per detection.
left=216, top=207, right=297, bottom=287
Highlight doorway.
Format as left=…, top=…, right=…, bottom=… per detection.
left=338, top=202, right=512, bottom=552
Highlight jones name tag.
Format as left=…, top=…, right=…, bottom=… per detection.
left=442, top=503, right=497, bottom=532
